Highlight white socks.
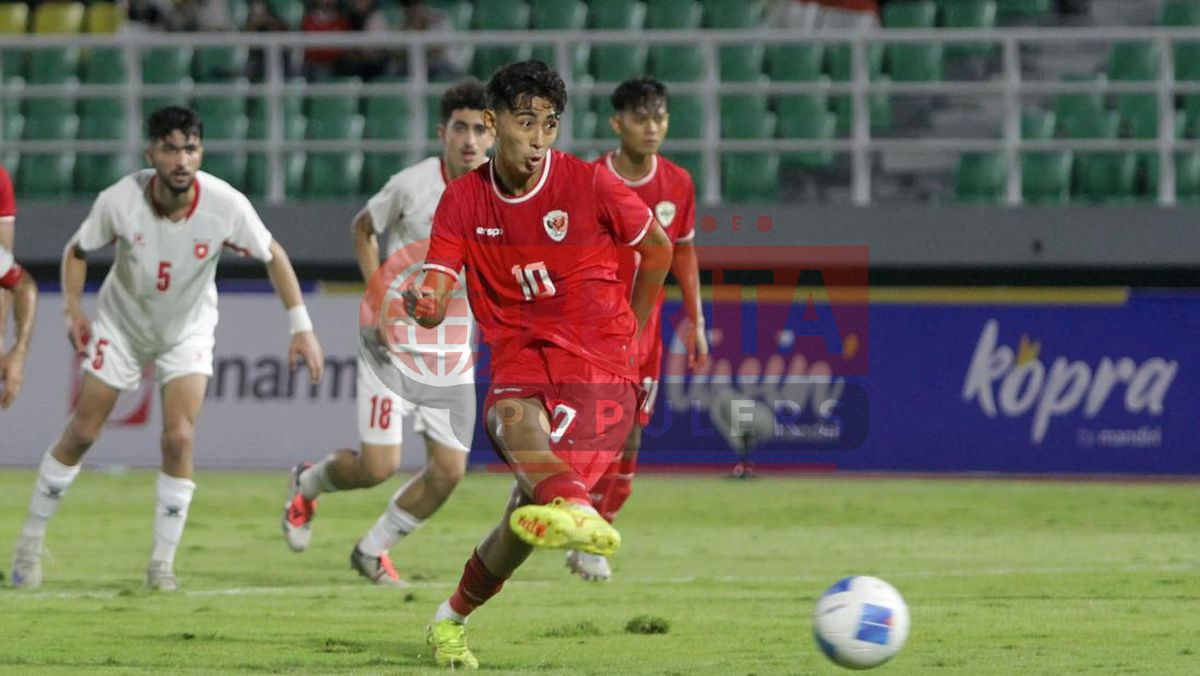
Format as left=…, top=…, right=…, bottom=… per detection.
left=22, top=451, right=82, bottom=541
left=299, top=457, right=339, bottom=500
left=433, top=599, right=467, bottom=624
left=151, top=472, right=196, bottom=567
left=359, top=488, right=425, bottom=556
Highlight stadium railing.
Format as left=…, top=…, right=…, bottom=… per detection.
left=1, top=27, right=1198, bottom=205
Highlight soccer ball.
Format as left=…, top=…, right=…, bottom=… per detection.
left=813, top=576, right=909, bottom=670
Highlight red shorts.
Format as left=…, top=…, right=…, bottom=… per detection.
left=485, top=344, right=637, bottom=489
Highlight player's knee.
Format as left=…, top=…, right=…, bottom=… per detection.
left=427, top=453, right=467, bottom=493
left=161, top=422, right=195, bottom=455
left=64, top=415, right=104, bottom=450
left=359, top=448, right=399, bottom=487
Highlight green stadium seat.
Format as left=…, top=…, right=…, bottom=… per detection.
left=721, top=96, right=772, bottom=138
left=22, top=105, right=77, bottom=140
left=75, top=153, right=131, bottom=194
left=85, top=2, right=123, bottom=33
left=671, top=152, right=704, bottom=183
left=829, top=41, right=890, bottom=133
left=305, top=152, right=363, bottom=198
left=1145, top=152, right=1200, bottom=201
left=363, top=87, right=411, bottom=140
left=590, top=0, right=647, bottom=82
left=1061, top=109, right=1119, bottom=139
left=77, top=101, right=126, bottom=139
left=428, top=0, right=473, bottom=30
left=194, top=46, right=249, bottom=82
left=470, top=0, right=530, bottom=80
left=17, top=153, right=76, bottom=198
left=267, top=0, right=303, bottom=29
left=247, top=152, right=305, bottom=198
left=767, top=43, right=824, bottom=81
left=202, top=152, right=248, bottom=190
left=591, top=94, right=615, bottom=139
left=82, top=48, right=125, bottom=84
left=722, top=152, right=779, bottom=201
left=1021, top=151, right=1072, bottom=204
left=997, top=0, right=1051, bottom=20
left=1021, top=109, right=1056, bottom=139
left=941, top=1, right=997, bottom=59
left=529, top=0, right=589, bottom=79
left=200, top=112, right=248, bottom=141
left=142, top=93, right=192, bottom=118
left=720, top=45, right=765, bottom=81
left=425, top=93, right=443, bottom=140
left=1163, top=0, right=1200, bottom=25
left=27, top=46, right=80, bottom=84
left=954, top=152, right=1006, bottom=203
left=1108, top=41, right=1158, bottom=81
left=646, top=0, right=701, bottom=29
left=0, top=2, right=28, bottom=83
left=883, top=1, right=942, bottom=82
left=1076, top=152, right=1137, bottom=203
left=651, top=46, right=704, bottom=82
left=776, top=91, right=837, bottom=169
left=2, top=113, right=22, bottom=141
left=703, top=0, right=762, bottom=27
left=193, top=93, right=247, bottom=121
left=143, top=46, right=193, bottom=84
left=23, top=96, right=73, bottom=120
left=667, top=94, right=704, bottom=139
left=305, top=79, right=363, bottom=139
left=1053, top=79, right=1105, bottom=131
left=362, top=153, right=410, bottom=194
left=1117, top=95, right=1160, bottom=139
left=572, top=104, right=597, bottom=140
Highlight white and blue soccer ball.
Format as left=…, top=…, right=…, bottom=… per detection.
left=813, top=576, right=909, bottom=670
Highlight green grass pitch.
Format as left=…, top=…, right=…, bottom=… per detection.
left=0, top=469, right=1196, bottom=674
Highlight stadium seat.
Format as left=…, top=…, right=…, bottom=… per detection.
left=529, top=0, right=589, bottom=79
left=361, top=85, right=410, bottom=194
left=671, top=152, right=705, bottom=183
left=954, top=152, right=1006, bottom=203
left=1076, top=152, right=1137, bottom=203
left=996, top=0, right=1051, bottom=20
left=85, top=2, right=122, bottom=33
left=2, top=113, right=22, bottom=142
left=776, top=88, right=837, bottom=169
left=0, top=2, right=28, bottom=82
left=721, top=96, right=772, bottom=138
left=26, top=46, right=80, bottom=84
left=77, top=100, right=126, bottom=139
left=304, top=152, right=364, bottom=198
left=428, top=0, right=473, bottom=30
left=82, top=47, right=125, bottom=84
left=247, top=152, right=305, bottom=198
left=194, top=46, right=249, bottom=82
left=1021, top=109, right=1056, bottom=139
left=267, top=0, right=303, bottom=29
left=1108, top=41, right=1158, bottom=82
left=667, top=94, right=704, bottom=139
left=702, top=0, right=762, bottom=28
left=1162, top=0, right=1200, bottom=25
left=572, top=104, right=597, bottom=141
left=305, top=79, right=363, bottom=140
left=193, top=91, right=247, bottom=121
left=828, top=42, right=890, bottom=133
left=1021, top=151, right=1072, bottom=204
left=425, top=93, right=443, bottom=140
left=589, top=0, right=647, bottom=82
left=883, top=1, right=942, bottom=82
left=75, top=153, right=131, bottom=194
left=645, top=0, right=701, bottom=29
left=1053, top=79, right=1105, bottom=131
left=1061, top=109, right=1119, bottom=140
left=32, top=2, right=84, bottom=33
left=767, top=43, right=824, bottom=81
left=651, top=46, right=704, bottom=82
left=22, top=103, right=77, bottom=140
left=722, top=152, right=779, bottom=201
left=471, top=0, right=531, bottom=80
left=143, top=46, right=193, bottom=84
left=1145, top=152, right=1200, bottom=201
left=941, top=0, right=997, bottom=59
left=17, top=153, right=76, bottom=198
left=720, top=45, right=765, bottom=82
left=362, top=153, right=409, bottom=194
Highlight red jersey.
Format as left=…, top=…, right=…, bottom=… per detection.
left=0, top=165, right=15, bottom=218
left=595, top=152, right=696, bottom=376
left=425, top=149, right=656, bottom=382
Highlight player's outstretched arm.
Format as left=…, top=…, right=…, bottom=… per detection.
left=630, top=222, right=673, bottom=336
left=404, top=269, right=455, bottom=329
left=0, top=267, right=37, bottom=409
left=264, top=239, right=325, bottom=384
left=351, top=208, right=382, bottom=284
left=670, top=239, right=708, bottom=369
left=61, top=243, right=92, bottom=356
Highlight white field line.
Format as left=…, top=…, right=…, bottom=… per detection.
left=5, top=561, right=1194, bottom=601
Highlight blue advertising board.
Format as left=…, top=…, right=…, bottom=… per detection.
left=467, top=289, right=1199, bottom=475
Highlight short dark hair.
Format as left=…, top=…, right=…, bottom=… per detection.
left=611, top=75, right=669, bottom=113
left=147, top=106, right=203, bottom=141
left=486, top=60, right=567, bottom=116
left=440, top=78, right=488, bottom=123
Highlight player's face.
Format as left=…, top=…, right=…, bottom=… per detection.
left=146, top=130, right=202, bottom=195
left=439, top=108, right=494, bottom=176
left=611, top=99, right=669, bottom=158
left=485, top=96, right=560, bottom=180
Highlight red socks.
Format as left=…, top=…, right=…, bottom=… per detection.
left=591, top=459, right=636, bottom=523
left=532, top=472, right=590, bottom=506
left=448, top=549, right=507, bottom=617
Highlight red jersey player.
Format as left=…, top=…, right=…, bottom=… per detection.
left=0, top=243, right=37, bottom=409
left=571, top=76, right=710, bottom=582
left=410, top=61, right=673, bottom=669
left=0, top=164, right=16, bottom=352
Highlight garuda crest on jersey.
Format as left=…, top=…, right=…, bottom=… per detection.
left=543, top=210, right=569, bottom=242
left=655, top=201, right=677, bottom=228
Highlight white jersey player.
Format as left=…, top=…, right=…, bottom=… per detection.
left=10, top=106, right=325, bottom=591
left=0, top=244, right=37, bottom=409
left=282, top=80, right=494, bottom=585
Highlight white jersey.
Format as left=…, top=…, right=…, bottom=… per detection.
left=365, top=156, right=474, bottom=355
left=70, top=169, right=274, bottom=349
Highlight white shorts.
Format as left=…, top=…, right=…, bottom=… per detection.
left=356, top=351, right=475, bottom=451
left=83, top=316, right=214, bottom=391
